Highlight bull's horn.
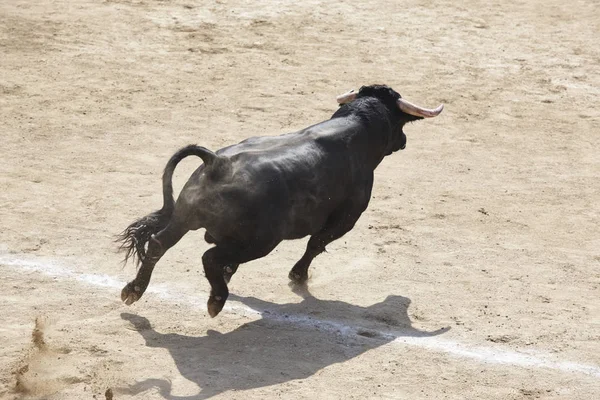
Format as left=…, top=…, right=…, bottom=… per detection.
left=336, top=89, right=357, bottom=104
left=397, top=98, right=444, bottom=118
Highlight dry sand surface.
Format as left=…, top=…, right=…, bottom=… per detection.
left=1, top=0, right=599, bottom=399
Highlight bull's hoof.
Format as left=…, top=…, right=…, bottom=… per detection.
left=288, top=270, right=308, bottom=284
left=207, top=295, right=226, bottom=318
left=121, top=282, right=142, bottom=306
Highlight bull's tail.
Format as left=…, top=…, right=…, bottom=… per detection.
left=117, top=144, right=219, bottom=266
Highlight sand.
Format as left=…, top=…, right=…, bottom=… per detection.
left=1, top=0, right=599, bottom=398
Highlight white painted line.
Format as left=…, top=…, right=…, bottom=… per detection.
left=1, top=254, right=599, bottom=379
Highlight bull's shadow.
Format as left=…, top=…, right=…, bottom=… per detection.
left=120, top=290, right=449, bottom=399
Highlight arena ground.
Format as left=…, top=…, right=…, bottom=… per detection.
left=1, top=0, right=599, bottom=399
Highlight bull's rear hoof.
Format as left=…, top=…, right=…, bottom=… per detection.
left=288, top=271, right=308, bottom=284
left=207, top=296, right=226, bottom=318
left=121, top=282, right=142, bottom=306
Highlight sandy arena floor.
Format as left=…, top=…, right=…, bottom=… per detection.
left=1, top=0, right=599, bottom=399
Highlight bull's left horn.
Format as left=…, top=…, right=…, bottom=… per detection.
left=336, top=89, right=357, bottom=104
left=397, top=98, right=444, bottom=118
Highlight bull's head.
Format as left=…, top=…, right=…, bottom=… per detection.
left=336, top=85, right=443, bottom=153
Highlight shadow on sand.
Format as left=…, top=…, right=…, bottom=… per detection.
left=119, top=288, right=449, bottom=399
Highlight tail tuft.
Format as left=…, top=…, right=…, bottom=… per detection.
left=116, top=208, right=171, bottom=267
left=118, top=144, right=217, bottom=267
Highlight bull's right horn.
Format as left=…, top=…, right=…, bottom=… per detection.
left=336, top=89, right=357, bottom=104
left=397, top=98, right=444, bottom=118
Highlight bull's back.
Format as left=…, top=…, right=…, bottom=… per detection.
left=241, top=144, right=352, bottom=239
left=179, top=119, right=362, bottom=243
left=232, top=138, right=350, bottom=213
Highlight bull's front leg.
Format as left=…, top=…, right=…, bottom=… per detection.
left=289, top=201, right=367, bottom=284
left=202, top=247, right=230, bottom=318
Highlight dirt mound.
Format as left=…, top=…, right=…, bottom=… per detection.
left=13, top=317, right=64, bottom=396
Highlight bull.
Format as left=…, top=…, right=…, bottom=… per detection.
left=118, top=84, right=443, bottom=317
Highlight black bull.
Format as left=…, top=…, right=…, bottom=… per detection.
left=118, top=84, right=443, bottom=317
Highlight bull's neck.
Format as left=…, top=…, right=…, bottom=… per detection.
left=348, top=114, right=396, bottom=170
left=331, top=101, right=397, bottom=169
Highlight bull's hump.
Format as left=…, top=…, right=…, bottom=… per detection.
left=310, top=117, right=362, bottom=137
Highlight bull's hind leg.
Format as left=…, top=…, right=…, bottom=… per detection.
left=289, top=201, right=368, bottom=284
left=204, top=231, right=216, bottom=244
left=121, top=223, right=188, bottom=305
left=202, top=242, right=278, bottom=317
left=203, top=231, right=239, bottom=283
